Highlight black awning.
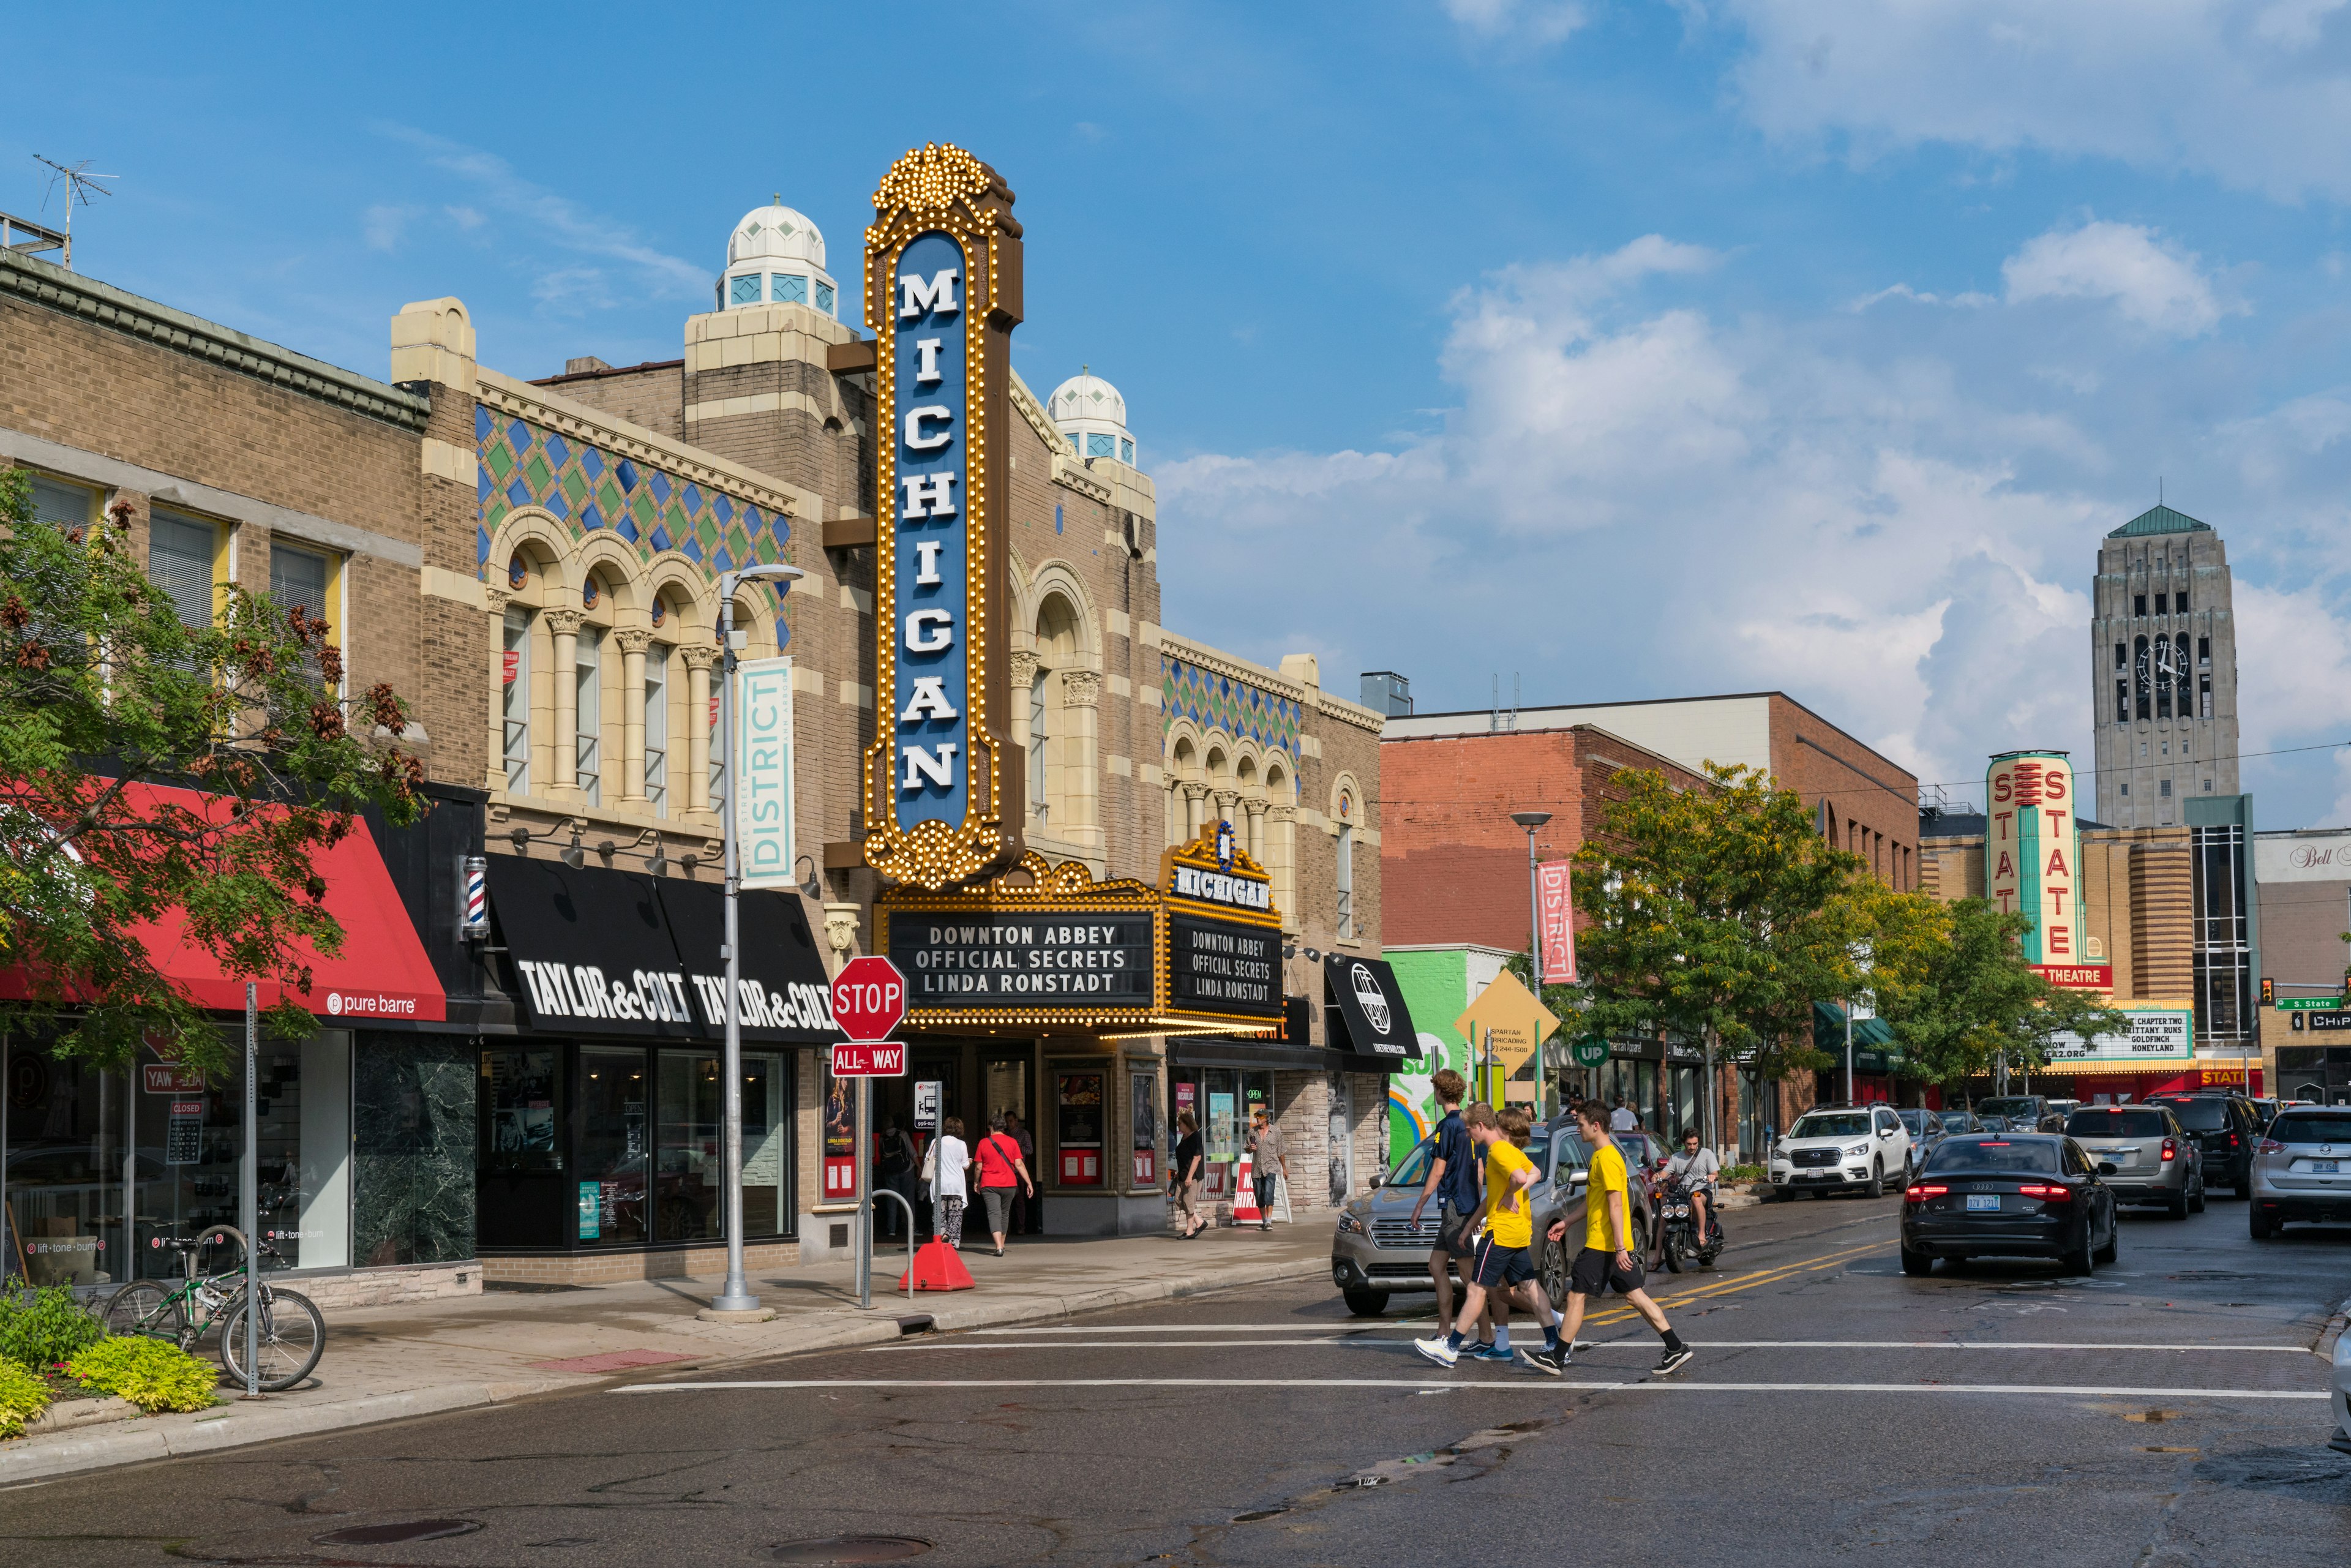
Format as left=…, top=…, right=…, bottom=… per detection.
left=656, top=877, right=840, bottom=1046
left=484, top=855, right=838, bottom=1044
left=1166, top=1037, right=1340, bottom=1072
left=1322, top=953, right=1421, bottom=1062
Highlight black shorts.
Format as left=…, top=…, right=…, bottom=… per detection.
left=1568, top=1246, right=1646, bottom=1297
left=1471, top=1236, right=1535, bottom=1288
left=1433, top=1202, right=1477, bottom=1258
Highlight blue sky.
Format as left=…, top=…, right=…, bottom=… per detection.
left=13, top=2, right=2351, bottom=825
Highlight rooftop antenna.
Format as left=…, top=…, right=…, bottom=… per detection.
left=34, top=155, right=115, bottom=272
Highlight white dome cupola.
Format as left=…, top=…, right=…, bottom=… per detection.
left=718, top=198, right=839, bottom=318
left=1049, top=367, right=1136, bottom=467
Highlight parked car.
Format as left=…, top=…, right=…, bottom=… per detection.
left=1330, top=1120, right=1652, bottom=1316
left=2246, top=1097, right=2281, bottom=1129
left=1768, top=1104, right=1912, bottom=1198
left=2248, top=1106, right=2351, bottom=1239
left=1976, top=1095, right=2066, bottom=1132
left=1895, top=1108, right=1946, bottom=1176
left=2062, top=1105, right=2205, bottom=1218
left=1899, top=1133, right=2121, bottom=1275
left=2143, top=1092, right=2263, bottom=1196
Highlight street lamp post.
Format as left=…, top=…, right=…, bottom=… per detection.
left=1510, top=811, right=1551, bottom=1113
left=710, top=562, right=805, bottom=1316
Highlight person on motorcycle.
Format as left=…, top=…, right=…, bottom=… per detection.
left=1665, top=1130, right=1720, bottom=1251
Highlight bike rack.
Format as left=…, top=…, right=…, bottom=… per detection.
left=871, top=1190, right=917, bottom=1307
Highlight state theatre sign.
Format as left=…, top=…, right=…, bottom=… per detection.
left=861, top=143, right=1027, bottom=890
left=877, top=827, right=1286, bottom=1035
left=1985, top=750, right=2091, bottom=975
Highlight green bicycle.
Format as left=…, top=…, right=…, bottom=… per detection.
left=101, top=1226, right=326, bottom=1392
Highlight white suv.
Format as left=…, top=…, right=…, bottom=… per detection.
left=1770, top=1104, right=1913, bottom=1199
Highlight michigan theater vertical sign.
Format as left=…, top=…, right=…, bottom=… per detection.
left=1985, top=751, right=2082, bottom=967
left=861, top=144, right=1026, bottom=888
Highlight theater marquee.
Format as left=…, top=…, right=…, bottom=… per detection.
left=861, top=142, right=1027, bottom=890
left=876, top=827, right=1286, bottom=1035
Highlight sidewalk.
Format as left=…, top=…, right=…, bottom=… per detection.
left=1, top=1223, right=1330, bottom=1485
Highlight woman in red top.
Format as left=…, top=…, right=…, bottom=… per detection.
left=974, top=1113, right=1034, bottom=1256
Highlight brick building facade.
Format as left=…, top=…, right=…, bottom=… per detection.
left=0, top=168, right=1396, bottom=1292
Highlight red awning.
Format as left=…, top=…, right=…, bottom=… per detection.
left=2, top=781, right=445, bottom=1023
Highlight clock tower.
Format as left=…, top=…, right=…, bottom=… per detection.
left=2089, top=506, right=2239, bottom=828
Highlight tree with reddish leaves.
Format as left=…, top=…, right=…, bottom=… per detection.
left=1, top=468, right=424, bottom=1075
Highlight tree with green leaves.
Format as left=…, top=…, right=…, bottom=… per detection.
left=1872, top=896, right=2131, bottom=1101
left=1, top=468, right=423, bottom=1076
left=1567, top=762, right=1877, bottom=1150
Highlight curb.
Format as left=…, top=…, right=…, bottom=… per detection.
left=0, top=1251, right=1324, bottom=1486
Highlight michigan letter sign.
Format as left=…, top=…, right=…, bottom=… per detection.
left=1985, top=751, right=2083, bottom=968
left=860, top=143, right=1026, bottom=890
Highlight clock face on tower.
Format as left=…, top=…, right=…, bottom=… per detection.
left=2136, top=642, right=2151, bottom=694
left=2156, top=640, right=2175, bottom=679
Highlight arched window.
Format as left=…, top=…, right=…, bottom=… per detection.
left=501, top=603, right=531, bottom=793
left=644, top=640, right=671, bottom=814
left=1033, top=594, right=1082, bottom=831
left=2177, top=634, right=2194, bottom=721
left=2133, top=634, right=2151, bottom=721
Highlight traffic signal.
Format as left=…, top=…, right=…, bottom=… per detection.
left=2260, top=977, right=2274, bottom=1007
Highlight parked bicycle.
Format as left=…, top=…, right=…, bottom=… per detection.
left=100, top=1225, right=325, bottom=1392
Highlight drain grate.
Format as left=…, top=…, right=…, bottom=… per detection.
left=771, top=1537, right=932, bottom=1564
left=315, top=1520, right=482, bottom=1546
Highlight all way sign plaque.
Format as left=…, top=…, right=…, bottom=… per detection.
left=831, top=1041, right=908, bottom=1077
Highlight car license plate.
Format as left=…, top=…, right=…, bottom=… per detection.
left=2310, top=1161, right=2339, bottom=1174
left=1966, top=1194, right=2001, bottom=1212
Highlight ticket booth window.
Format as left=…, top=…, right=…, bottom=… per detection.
left=1056, top=1071, right=1104, bottom=1186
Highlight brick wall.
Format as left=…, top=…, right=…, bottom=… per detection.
left=1766, top=694, right=1922, bottom=891
left=531, top=361, right=686, bottom=440
left=1380, top=727, right=1706, bottom=950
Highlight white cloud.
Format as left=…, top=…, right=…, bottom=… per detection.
left=1718, top=0, right=2351, bottom=203
left=2001, top=221, right=2233, bottom=336
left=1444, top=0, right=1588, bottom=45
left=361, top=204, right=418, bottom=252
left=377, top=125, right=707, bottom=302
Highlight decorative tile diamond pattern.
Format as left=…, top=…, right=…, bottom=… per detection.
left=1161, top=657, right=1303, bottom=758
left=474, top=413, right=792, bottom=632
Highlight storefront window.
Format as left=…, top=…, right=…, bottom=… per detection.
left=577, top=1048, right=649, bottom=1245
left=654, top=1051, right=719, bottom=1242
left=136, top=1033, right=351, bottom=1275
left=741, top=1054, right=789, bottom=1237
left=2, top=1046, right=123, bottom=1289
left=481, top=1049, right=563, bottom=1172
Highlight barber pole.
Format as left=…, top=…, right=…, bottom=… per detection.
left=460, top=855, right=489, bottom=940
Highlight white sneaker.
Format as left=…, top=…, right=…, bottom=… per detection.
left=1412, top=1336, right=1460, bottom=1369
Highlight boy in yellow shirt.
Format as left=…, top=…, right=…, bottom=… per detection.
left=1412, top=1105, right=1564, bottom=1374
left=1538, top=1099, right=1692, bottom=1376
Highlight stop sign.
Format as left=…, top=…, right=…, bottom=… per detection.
left=831, top=956, right=906, bottom=1043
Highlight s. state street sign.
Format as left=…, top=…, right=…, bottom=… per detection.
left=831, top=1041, right=909, bottom=1077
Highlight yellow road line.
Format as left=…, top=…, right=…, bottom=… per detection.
left=1578, top=1239, right=1890, bottom=1327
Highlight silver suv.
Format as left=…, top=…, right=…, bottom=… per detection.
left=2062, top=1105, right=2205, bottom=1219
left=1330, top=1120, right=1650, bottom=1316
left=2249, top=1106, right=2351, bottom=1239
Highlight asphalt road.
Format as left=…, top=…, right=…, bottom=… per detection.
left=5, top=1193, right=2348, bottom=1567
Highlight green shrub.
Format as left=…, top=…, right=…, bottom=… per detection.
left=66, top=1337, right=219, bottom=1413
left=0, top=1357, right=51, bottom=1438
left=0, top=1278, right=107, bottom=1371
left=1722, top=1163, right=1766, bottom=1184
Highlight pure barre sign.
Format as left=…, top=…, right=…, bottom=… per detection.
left=861, top=143, right=1026, bottom=890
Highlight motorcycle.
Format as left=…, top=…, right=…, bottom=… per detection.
left=1652, top=1173, right=1725, bottom=1272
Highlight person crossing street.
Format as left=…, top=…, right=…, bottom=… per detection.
left=1531, top=1099, right=1692, bottom=1376
left=1412, top=1105, right=1565, bottom=1375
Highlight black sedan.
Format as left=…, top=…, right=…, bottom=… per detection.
left=1899, top=1133, right=2120, bottom=1275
